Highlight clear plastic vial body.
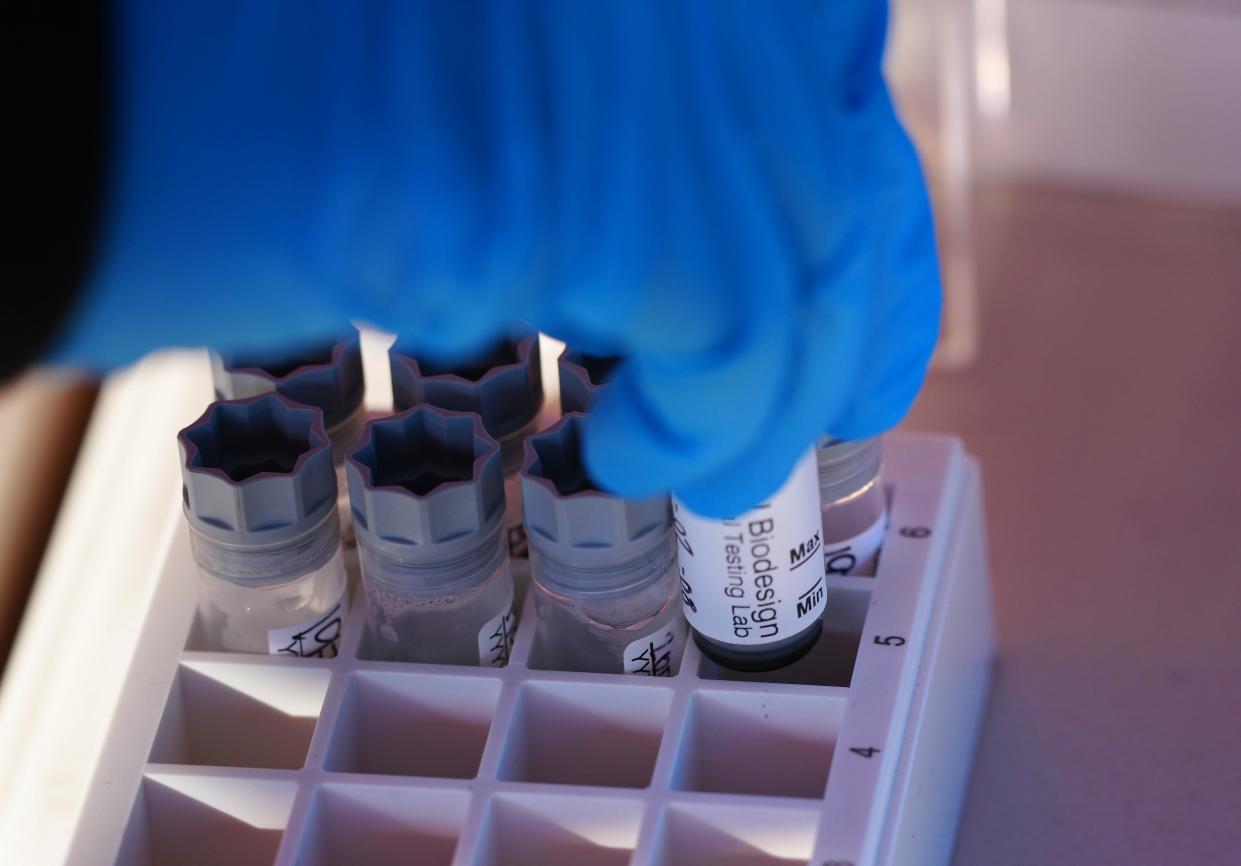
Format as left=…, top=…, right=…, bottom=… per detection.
left=529, top=539, right=685, bottom=676
left=191, top=521, right=348, bottom=656
left=674, top=448, right=828, bottom=672
left=347, top=405, right=517, bottom=666
left=818, top=437, right=887, bottom=576
left=358, top=534, right=515, bottom=666
left=178, top=394, right=348, bottom=657
left=390, top=334, right=545, bottom=558
left=522, top=414, right=688, bottom=676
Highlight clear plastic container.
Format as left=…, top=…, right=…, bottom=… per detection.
left=523, top=414, right=687, bottom=676
left=347, top=405, right=516, bottom=666
left=192, top=530, right=349, bottom=656
left=819, top=437, right=888, bottom=577
left=530, top=531, right=685, bottom=676
left=178, top=393, right=348, bottom=657
left=359, top=534, right=515, bottom=667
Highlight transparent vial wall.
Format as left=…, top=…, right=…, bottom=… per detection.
left=195, top=544, right=349, bottom=657
left=346, top=406, right=517, bottom=667
left=522, top=414, right=686, bottom=677
left=82, top=433, right=993, bottom=866
left=359, top=540, right=515, bottom=667
left=819, top=437, right=888, bottom=578
left=528, top=544, right=685, bottom=676
left=179, top=394, right=349, bottom=658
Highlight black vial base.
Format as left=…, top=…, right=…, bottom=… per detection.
left=692, top=620, right=824, bottom=673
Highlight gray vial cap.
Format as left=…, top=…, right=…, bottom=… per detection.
left=212, top=335, right=365, bottom=430
left=389, top=334, right=543, bottom=440
left=557, top=349, right=621, bottom=415
left=346, top=405, right=505, bottom=563
left=521, top=413, right=670, bottom=566
left=178, top=394, right=337, bottom=547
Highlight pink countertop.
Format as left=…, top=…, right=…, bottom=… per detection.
left=904, top=184, right=1241, bottom=866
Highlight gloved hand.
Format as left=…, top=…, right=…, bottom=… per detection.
left=53, top=0, right=939, bottom=517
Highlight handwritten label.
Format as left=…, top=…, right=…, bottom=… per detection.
left=478, top=582, right=517, bottom=667
left=268, top=598, right=346, bottom=658
left=624, top=617, right=688, bottom=676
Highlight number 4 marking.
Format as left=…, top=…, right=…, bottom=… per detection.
left=849, top=746, right=880, bottom=759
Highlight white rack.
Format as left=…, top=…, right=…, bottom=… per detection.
left=66, top=429, right=991, bottom=866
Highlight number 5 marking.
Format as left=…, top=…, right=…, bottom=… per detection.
left=874, top=635, right=906, bottom=647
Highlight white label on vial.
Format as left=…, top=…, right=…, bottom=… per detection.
left=823, top=512, right=888, bottom=576
left=623, top=617, right=689, bottom=677
left=269, top=596, right=347, bottom=658
left=477, top=582, right=517, bottom=667
left=673, top=449, right=827, bottom=646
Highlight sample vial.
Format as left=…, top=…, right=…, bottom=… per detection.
left=346, top=405, right=517, bottom=666
left=211, top=335, right=367, bottom=532
left=556, top=348, right=620, bottom=414
left=522, top=414, right=687, bottom=676
left=390, top=334, right=545, bottom=558
left=673, top=449, right=828, bottom=672
left=178, top=394, right=348, bottom=657
left=818, top=437, right=888, bottom=576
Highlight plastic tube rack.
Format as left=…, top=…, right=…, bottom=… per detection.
left=72, top=433, right=993, bottom=866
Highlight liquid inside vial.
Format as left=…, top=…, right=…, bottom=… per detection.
left=531, top=549, right=686, bottom=676
left=818, top=438, right=887, bottom=577
left=362, top=549, right=516, bottom=667
left=194, top=545, right=349, bottom=657
left=821, top=479, right=887, bottom=576
left=522, top=414, right=687, bottom=677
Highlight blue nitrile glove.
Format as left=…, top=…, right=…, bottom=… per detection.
left=54, top=0, right=939, bottom=517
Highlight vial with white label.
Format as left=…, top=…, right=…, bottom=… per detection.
left=346, top=405, right=516, bottom=667
left=211, top=335, right=367, bottom=532
left=390, top=334, right=544, bottom=557
left=178, top=394, right=348, bottom=657
left=818, top=437, right=887, bottom=576
left=522, top=414, right=687, bottom=676
left=673, top=448, right=828, bottom=672
left=556, top=348, right=620, bottom=414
